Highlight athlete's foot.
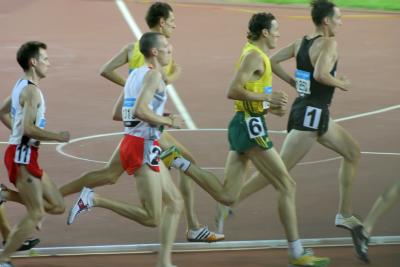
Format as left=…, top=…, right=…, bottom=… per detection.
left=187, top=225, right=224, bottom=242
left=215, top=203, right=234, bottom=234
left=67, top=187, right=94, bottom=225
left=3, top=238, right=40, bottom=251
left=288, top=249, right=330, bottom=267
left=335, top=213, right=362, bottom=231
left=351, top=225, right=370, bottom=263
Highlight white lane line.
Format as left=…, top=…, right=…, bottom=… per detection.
left=11, top=236, right=400, bottom=256
left=334, top=104, right=400, bottom=122
left=115, top=0, right=198, bottom=129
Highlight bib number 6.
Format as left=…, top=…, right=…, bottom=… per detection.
left=245, top=117, right=266, bottom=139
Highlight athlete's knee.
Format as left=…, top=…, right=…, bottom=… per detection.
left=277, top=174, right=296, bottom=197
left=101, top=166, right=122, bottom=185
left=346, top=141, right=361, bottom=163
left=144, top=207, right=163, bottom=227
left=47, top=198, right=66, bottom=215
left=171, top=195, right=184, bottom=214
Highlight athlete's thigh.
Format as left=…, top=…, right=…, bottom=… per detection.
left=317, top=119, right=359, bottom=159
left=158, top=163, right=182, bottom=204
left=247, top=147, right=294, bottom=190
left=160, top=131, right=196, bottom=162
left=280, top=129, right=317, bottom=171
left=223, top=151, right=250, bottom=195
left=15, top=166, right=43, bottom=211
left=104, top=140, right=125, bottom=175
left=135, top=165, right=163, bottom=215
left=41, top=171, right=64, bottom=206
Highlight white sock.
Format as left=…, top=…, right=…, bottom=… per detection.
left=172, top=157, right=191, bottom=172
left=288, top=240, right=304, bottom=259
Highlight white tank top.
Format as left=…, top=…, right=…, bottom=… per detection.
left=9, top=79, right=46, bottom=146
left=122, top=65, right=167, bottom=140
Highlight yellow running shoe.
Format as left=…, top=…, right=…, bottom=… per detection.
left=160, top=146, right=182, bottom=169
left=289, top=250, right=330, bottom=267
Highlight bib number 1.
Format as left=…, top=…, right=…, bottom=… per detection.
left=245, top=117, right=265, bottom=139
left=303, top=106, right=322, bottom=129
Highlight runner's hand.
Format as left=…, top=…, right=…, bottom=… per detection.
left=169, top=114, right=185, bottom=129
left=58, top=131, right=70, bottom=142
left=268, top=91, right=288, bottom=109
left=339, top=76, right=350, bottom=91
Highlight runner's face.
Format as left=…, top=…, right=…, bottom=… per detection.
left=161, top=11, right=176, bottom=38
left=327, top=7, right=342, bottom=36
left=32, top=48, right=50, bottom=78
left=156, top=36, right=172, bottom=66
left=266, top=20, right=280, bottom=49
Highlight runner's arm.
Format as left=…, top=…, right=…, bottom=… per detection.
left=227, top=52, right=270, bottom=101
left=100, top=43, right=133, bottom=87
left=314, top=38, right=350, bottom=91
left=0, top=96, right=12, bottom=130
left=21, top=86, right=69, bottom=142
left=134, top=71, right=174, bottom=127
left=112, top=91, right=124, bottom=121
left=270, top=42, right=296, bottom=89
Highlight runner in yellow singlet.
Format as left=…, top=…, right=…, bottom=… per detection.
left=161, top=12, right=330, bottom=267
left=59, top=2, right=223, bottom=242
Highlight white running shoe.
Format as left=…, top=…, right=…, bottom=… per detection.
left=186, top=225, right=224, bottom=243
left=67, top=187, right=93, bottom=225
left=335, top=213, right=362, bottom=230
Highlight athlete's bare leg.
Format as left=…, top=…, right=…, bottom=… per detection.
left=59, top=141, right=125, bottom=197
left=363, top=180, right=400, bottom=235
left=0, top=207, right=11, bottom=241
left=0, top=167, right=45, bottom=262
left=92, top=163, right=183, bottom=267
left=160, top=132, right=200, bottom=230
left=318, top=119, right=361, bottom=216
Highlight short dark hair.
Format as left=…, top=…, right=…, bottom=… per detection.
left=145, top=2, right=173, bottom=28
left=311, top=0, right=336, bottom=26
left=16, top=41, right=47, bottom=71
left=247, top=12, right=276, bottom=41
left=140, top=32, right=163, bottom=58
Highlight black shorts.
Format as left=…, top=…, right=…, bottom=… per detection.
left=287, top=97, right=330, bottom=136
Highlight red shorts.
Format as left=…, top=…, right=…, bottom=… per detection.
left=119, top=135, right=161, bottom=175
left=4, top=145, right=43, bottom=185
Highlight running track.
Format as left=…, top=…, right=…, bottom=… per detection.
left=0, top=0, right=399, bottom=266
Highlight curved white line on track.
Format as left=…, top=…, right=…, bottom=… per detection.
left=115, top=0, right=197, bottom=129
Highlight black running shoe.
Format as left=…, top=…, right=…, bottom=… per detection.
left=351, top=225, right=370, bottom=263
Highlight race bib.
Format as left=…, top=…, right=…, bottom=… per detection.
left=148, top=144, right=162, bottom=167
left=14, top=144, right=31, bottom=164
left=122, top=98, right=136, bottom=126
left=245, top=116, right=266, bottom=139
left=37, top=118, right=46, bottom=129
left=263, top=86, right=272, bottom=110
left=295, top=69, right=311, bottom=96
left=303, top=106, right=322, bottom=129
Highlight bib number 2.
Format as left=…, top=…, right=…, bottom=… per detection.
left=245, top=117, right=265, bottom=139
left=303, top=106, right=322, bottom=129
